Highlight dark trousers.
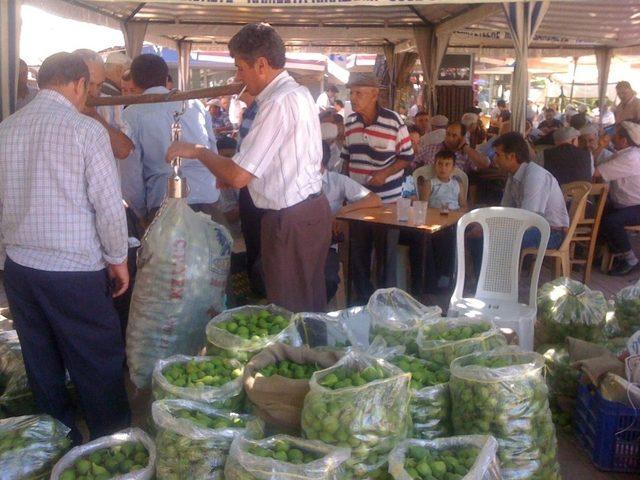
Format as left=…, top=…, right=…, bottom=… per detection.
left=350, top=224, right=400, bottom=304
left=3, top=257, right=130, bottom=442
left=239, top=187, right=266, bottom=294
left=261, top=194, right=332, bottom=313
left=601, top=205, right=640, bottom=253
left=325, top=248, right=340, bottom=302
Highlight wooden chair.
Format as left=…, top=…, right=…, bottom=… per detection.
left=569, top=183, right=608, bottom=282
left=521, top=182, right=591, bottom=279
left=412, top=165, right=469, bottom=203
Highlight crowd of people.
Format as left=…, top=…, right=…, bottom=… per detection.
left=2, top=22, right=640, bottom=444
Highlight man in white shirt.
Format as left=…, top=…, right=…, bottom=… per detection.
left=316, top=85, right=339, bottom=112
left=594, top=121, right=640, bottom=275
left=166, top=24, right=331, bottom=312
left=0, top=52, right=130, bottom=442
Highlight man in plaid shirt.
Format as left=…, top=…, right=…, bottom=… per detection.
left=0, top=52, right=130, bottom=442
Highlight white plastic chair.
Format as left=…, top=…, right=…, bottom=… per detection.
left=448, top=207, right=550, bottom=351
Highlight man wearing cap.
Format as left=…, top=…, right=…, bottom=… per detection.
left=614, top=81, right=640, bottom=124
left=340, top=72, right=414, bottom=302
left=539, top=126, right=592, bottom=185
left=594, top=121, right=640, bottom=275
left=207, top=98, right=233, bottom=140
left=166, top=24, right=331, bottom=312
left=579, top=125, right=614, bottom=169
left=423, top=115, right=448, bottom=146
left=420, top=121, right=491, bottom=173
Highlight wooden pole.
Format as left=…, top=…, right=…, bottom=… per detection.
left=86, top=83, right=244, bottom=107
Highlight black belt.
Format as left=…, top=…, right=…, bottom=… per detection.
left=307, top=191, right=322, bottom=200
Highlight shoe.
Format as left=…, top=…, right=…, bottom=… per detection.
left=609, top=260, right=640, bottom=276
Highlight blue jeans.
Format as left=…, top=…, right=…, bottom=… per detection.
left=469, top=228, right=564, bottom=277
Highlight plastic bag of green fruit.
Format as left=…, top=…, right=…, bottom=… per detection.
left=301, top=350, right=411, bottom=466
left=614, top=279, right=640, bottom=336
left=0, top=330, right=37, bottom=417
left=206, top=305, right=300, bottom=363
left=537, top=277, right=607, bottom=343
left=51, top=427, right=156, bottom=480
left=367, top=289, right=441, bottom=355
left=538, top=345, right=579, bottom=400
left=450, top=348, right=560, bottom=480
left=417, top=318, right=506, bottom=368
left=152, top=355, right=244, bottom=410
left=152, top=399, right=264, bottom=480
left=224, top=434, right=350, bottom=479
left=0, top=414, right=71, bottom=480
left=388, top=435, right=501, bottom=480
left=388, top=354, right=452, bottom=440
left=243, top=344, right=342, bottom=431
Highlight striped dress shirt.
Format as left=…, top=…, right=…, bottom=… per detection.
left=232, top=71, right=323, bottom=210
left=340, top=105, right=414, bottom=203
left=0, top=90, right=128, bottom=271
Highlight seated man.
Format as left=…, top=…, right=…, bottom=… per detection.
left=539, top=127, right=592, bottom=186
left=321, top=141, right=382, bottom=301
left=579, top=124, right=613, bottom=170
left=536, top=107, right=563, bottom=145
left=497, top=132, right=569, bottom=249
left=422, top=121, right=491, bottom=173
left=422, top=115, right=448, bottom=146
left=413, top=111, right=430, bottom=138
left=594, top=122, right=640, bottom=276
left=123, top=54, right=221, bottom=223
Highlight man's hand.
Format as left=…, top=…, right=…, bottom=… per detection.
left=367, top=170, right=388, bottom=187
left=107, top=262, right=129, bottom=298
left=166, top=141, right=202, bottom=163
left=216, top=178, right=234, bottom=190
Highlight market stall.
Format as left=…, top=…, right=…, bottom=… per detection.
left=3, top=0, right=640, bottom=130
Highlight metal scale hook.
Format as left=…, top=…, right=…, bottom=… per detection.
left=168, top=100, right=189, bottom=198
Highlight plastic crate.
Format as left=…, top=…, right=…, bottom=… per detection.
left=574, top=382, right=640, bottom=473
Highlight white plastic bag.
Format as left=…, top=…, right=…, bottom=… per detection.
left=224, top=434, right=350, bottom=480
left=152, top=355, right=244, bottom=410
left=50, top=427, right=156, bottom=480
left=206, top=305, right=299, bottom=363
left=367, top=288, right=441, bottom=355
left=127, top=198, right=232, bottom=388
left=0, top=414, right=70, bottom=480
left=388, top=435, right=501, bottom=480
left=301, top=351, right=411, bottom=469
left=152, top=399, right=264, bottom=480
left=417, top=317, right=506, bottom=367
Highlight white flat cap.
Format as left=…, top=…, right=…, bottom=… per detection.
left=461, top=113, right=479, bottom=127
left=580, top=124, right=599, bottom=137
left=621, top=121, right=640, bottom=146
left=321, top=122, right=338, bottom=141
left=431, top=115, right=449, bottom=127
left=554, top=126, right=581, bottom=143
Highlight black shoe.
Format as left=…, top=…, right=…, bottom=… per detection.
left=609, top=260, right=640, bottom=276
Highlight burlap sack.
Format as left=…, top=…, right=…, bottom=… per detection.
left=243, top=344, right=342, bottom=432
left=567, top=337, right=626, bottom=385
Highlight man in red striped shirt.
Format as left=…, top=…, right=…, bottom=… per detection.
left=340, top=73, right=414, bottom=302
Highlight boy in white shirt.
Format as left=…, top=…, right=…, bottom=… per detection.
left=417, top=150, right=467, bottom=210
left=321, top=141, right=382, bottom=301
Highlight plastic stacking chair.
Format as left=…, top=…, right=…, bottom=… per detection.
left=449, top=207, right=550, bottom=351
left=521, top=181, right=590, bottom=280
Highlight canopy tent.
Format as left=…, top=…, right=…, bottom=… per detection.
left=3, top=0, right=640, bottom=129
